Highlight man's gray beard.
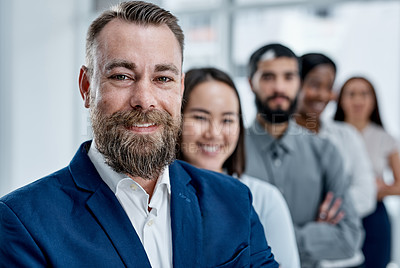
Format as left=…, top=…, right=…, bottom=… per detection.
left=90, top=108, right=181, bottom=181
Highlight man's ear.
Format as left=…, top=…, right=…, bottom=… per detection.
left=248, top=77, right=255, bottom=93
left=79, top=66, right=91, bottom=108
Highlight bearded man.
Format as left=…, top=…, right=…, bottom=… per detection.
left=244, top=43, right=363, bottom=267
left=0, top=2, right=277, bottom=267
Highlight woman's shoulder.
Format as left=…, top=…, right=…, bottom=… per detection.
left=240, top=174, right=292, bottom=225
left=365, top=122, right=388, bottom=136
left=240, top=174, right=277, bottom=193
left=322, top=119, right=361, bottom=142
left=240, top=174, right=284, bottom=204
left=364, top=123, right=399, bottom=155
left=365, top=122, right=397, bottom=143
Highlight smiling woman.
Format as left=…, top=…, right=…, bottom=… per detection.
left=179, top=67, right=244, bottom=176
left=178, top=67, right=301, bottom=267
left=335, top=76, right=400, bottom=268
left=180, top=78, right=240, bottom=173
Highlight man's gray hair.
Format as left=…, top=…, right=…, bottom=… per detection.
left=85, top=1, right=184, bottom=77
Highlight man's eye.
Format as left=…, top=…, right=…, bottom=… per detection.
left=261, top=74, right=273, bottom=80
left=285, top=74, right=295, bottom=80
left=156, top=76, right=172, bottom=83
left=111, top=74, right=128, bottom=80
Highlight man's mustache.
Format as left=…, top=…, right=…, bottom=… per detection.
left=266, top=93, right=291, bottom=102
left=108, top=109, right=173, bottom=128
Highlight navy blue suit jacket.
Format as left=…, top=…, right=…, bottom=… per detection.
left=0, top=142, right=277, bottom=267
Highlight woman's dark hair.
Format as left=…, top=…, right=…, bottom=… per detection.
left=300, top=53, right=336, bottom=81
left=334, top=76, right=383, bottom=127
left=179, top=67, right=245, bottom=177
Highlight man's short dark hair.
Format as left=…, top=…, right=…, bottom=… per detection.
left=248, top=43, right=299, bottom=79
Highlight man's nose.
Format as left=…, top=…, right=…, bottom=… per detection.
left=130, top=80, right=156, bottom=110
left=274, top=77, right=286, bottom=93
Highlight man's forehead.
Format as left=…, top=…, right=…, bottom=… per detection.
left=94, top=20, right=182, bottom=69
left=257, top=57, right=298, bottom=71
left=97, top=19, right=176, bottom=46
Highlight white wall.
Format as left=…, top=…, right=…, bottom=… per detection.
left=0, top=0, right=91, bottom=196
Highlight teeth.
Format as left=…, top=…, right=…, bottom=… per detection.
left=201, top=145, right=219, bottom=153
left=132, top=123, right=155, bottom=128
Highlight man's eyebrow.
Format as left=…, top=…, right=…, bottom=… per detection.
left=284, top=71, right=299, bottom=76
left=261, top=71, right=274, bottom=75
left=105, top=60, right=136, bottom=72
left=155, top=64, right=180, bottom=75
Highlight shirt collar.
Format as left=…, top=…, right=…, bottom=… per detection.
left=318, top=117, right=332, bottom=136
left=248, top=119, right=275, bottom=152
left=281, top=119, right=310, bottom=152
left=87, top=141, right=171, bottom=195
left=155, top=165, right=171, bottom=195
left=249, top=118, right=303, bottom=154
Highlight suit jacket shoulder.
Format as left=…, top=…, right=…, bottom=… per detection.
left=0, top=142, right=278, bottom=268
left=0, top=142, right=151, bottom=267
left=169, top=160, right=278, bottom=267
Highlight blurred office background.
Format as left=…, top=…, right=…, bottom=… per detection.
left=1, top=0, right=399, bottom=265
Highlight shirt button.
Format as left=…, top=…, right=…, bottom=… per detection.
left=130, top=184, right=138, bottom=191
left=147, top=220, right=154, bottom=226
left=274, top=159, right=281, bottom=167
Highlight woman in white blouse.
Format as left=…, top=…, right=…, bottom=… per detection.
left=334, top=76, right=400, bottom=268
left=178, top=67, right=300, bottom=268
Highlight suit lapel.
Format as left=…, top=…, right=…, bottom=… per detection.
left=86, top=184, right=151, bottom=268
left=169, top=161, right=204, bottom=267
left=69, top=141, right=151, bottom=268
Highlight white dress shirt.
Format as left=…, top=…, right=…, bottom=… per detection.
left=361, top=122, right=398, bottom=177
left=240, top=174, right=301, bottom=268
left=320, top=119, right=376, bottom=217
left=88, top=143, right=172, bottom=268
left=319, top=119, right=376, bottom=268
